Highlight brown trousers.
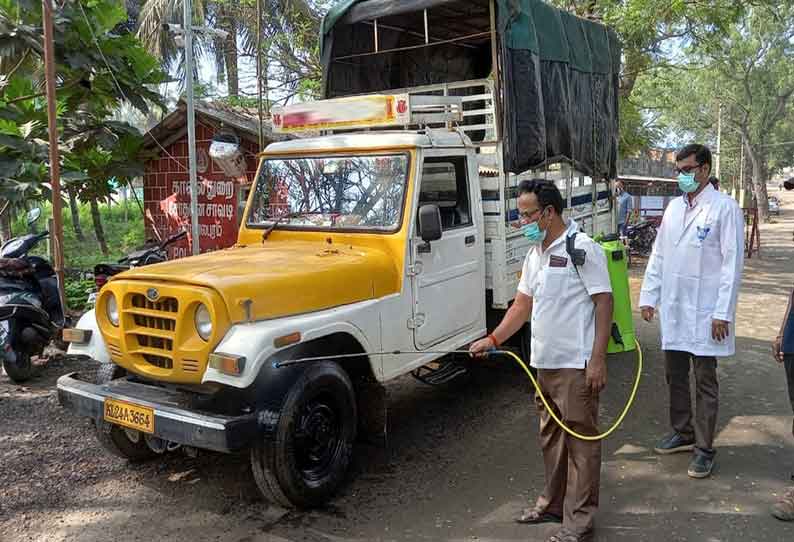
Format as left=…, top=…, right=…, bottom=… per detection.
left=534, top=368, right=601, bottom=535
left=664, top=350, right=719, bottom=456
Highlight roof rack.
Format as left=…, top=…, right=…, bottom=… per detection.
left=271, top=94, right=463, bottom=134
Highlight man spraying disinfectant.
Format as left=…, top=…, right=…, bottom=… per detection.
left=640, top=144, right=744, bottom=479
left=471, top=180, right=613, bottom=542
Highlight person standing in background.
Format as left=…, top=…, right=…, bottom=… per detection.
left=615, top=180, right=633, bottom=237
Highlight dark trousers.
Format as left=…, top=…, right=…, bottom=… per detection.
left=780, top=354, right=793, bottom=483
left=534, top=368, right=601, bottom=535
left=664, top=350, right=719, bottom=457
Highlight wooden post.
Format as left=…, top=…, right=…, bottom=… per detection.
left=42, top=0, right=67, bottom=312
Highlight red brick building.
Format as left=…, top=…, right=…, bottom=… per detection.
left=142, top=100, right=284, bottom=257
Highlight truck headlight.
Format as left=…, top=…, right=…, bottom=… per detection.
left=194, top=303, right=212, bottom=341
left=106, top=293, right=119, bottom=327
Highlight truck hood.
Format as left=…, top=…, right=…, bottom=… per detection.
left=113, top=241, right=400, bottom=322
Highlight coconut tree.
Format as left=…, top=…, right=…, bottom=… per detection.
left=135, top=0, right=323, bottom=98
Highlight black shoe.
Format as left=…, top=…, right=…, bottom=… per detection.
left=688, top=453, right=715, bottom=479
left=654, top=432, right=695, bottom=455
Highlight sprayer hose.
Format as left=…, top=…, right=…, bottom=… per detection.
left=496, top=339, right=643, bottom=441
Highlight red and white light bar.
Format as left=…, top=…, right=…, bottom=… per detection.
left=271, top=94, right=463, bottom=134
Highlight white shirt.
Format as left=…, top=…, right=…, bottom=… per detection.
left=639, top=184, right=744, bottom=356
left=518, top=219, right=612, bottom=369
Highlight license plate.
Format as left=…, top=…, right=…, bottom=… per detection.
left=62, top=328, right=91, bottom=344
left=103, top=398, right=154, bottom=433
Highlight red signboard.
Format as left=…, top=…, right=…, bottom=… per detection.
left=159, top=178, right=238, bottom=258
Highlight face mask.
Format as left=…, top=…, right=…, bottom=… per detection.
left=677, top=172, right=699, bottom=193
left=521, top=210, right=547, bottom=244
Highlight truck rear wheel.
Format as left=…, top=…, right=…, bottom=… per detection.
left=250, top=361, right=357, bottom=508
left=93, top=362, right=157, bottom=462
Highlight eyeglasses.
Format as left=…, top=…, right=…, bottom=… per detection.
left=519, top=207, right=543, bottom=224
left=675, top=164, right=701, bottom=175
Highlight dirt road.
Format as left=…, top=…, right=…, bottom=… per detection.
left=2, top=188, right=793, bottom=542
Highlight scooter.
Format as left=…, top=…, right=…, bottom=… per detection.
left=0, top=208, right=65, bottom=383
left=625, top=220, right=657, bottom=257
left=85, top=229, right=188, bottom=308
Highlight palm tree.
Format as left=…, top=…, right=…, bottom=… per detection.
left=135, top=0, right=323, bottom=99
left=136, top=0, right=243, bottom=96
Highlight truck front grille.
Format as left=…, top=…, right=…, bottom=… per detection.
left=127, top=294, right=179, bottom=368
left=143, top=353, right=173, bottom=369
left=104, top=281, right=220, bottom=384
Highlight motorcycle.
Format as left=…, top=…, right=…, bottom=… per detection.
left=0, top=208, right=65, bottom=383
left=624, top=219, right=658, bottom=259
left=85, top=229, right=188, bottom=308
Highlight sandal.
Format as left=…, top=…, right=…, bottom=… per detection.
left=547, top=528, right=594, bottom=542
left=515, top=507, right=563, bottom=524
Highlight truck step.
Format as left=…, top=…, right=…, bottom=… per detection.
left=410, top=359, right=467, bottom=386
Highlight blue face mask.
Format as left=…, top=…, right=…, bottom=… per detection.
left=678, top=172, right=699, bottom=193
left=521, top=212, right=547, bottom=244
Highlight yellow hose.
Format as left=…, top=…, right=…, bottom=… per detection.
left=496, top=339, right=643, bottom=441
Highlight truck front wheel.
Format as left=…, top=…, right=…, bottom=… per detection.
left=93, top=362, right=157, bottom=462
left=250, top=361, right=357, bottom=508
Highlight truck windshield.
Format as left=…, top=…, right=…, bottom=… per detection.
left=247, top=154, right=410, bottom=232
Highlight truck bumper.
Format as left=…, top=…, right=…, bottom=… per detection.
left=57, top=372, right=259, bottom=453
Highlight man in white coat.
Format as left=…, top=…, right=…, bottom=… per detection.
left=639, top=143, right=744, bottom=479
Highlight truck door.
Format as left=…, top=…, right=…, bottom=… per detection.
left=410, top=151, right=485, bottom=349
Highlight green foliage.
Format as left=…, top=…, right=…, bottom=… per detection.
left=64, top=277, right=94, bottom=312
left=0, top=0, right=167, bottom=216
left=548, top=0, right=753, bottom=156
left=626, top=2, right=794, bottom=217
left=11, top=201, right=145, bottom=270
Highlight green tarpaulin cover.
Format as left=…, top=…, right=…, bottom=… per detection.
left=321, top=0, right=621, bottom=178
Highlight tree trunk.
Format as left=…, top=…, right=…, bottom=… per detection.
left=744, top=142, right=770, bottom=221
left=0, top=206, right=12, bottom=243
left=67, top=187, right=86, bottom=242
left=221, top=12, right=238, bottom=97
left=89, top=198, right=109, bottom=256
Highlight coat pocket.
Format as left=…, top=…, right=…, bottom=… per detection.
left=696, top=311, right=719, bottom=344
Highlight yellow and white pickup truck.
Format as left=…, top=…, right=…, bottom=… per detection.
left=58, top=0, right=620, bottom=509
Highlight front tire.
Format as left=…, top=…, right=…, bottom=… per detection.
left=2, top=352, right=33, bottom=383
left=251, top=361, right=357, bottom=508
left=95, top=422, right=158, bottom=462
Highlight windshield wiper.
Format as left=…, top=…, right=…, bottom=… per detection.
left=262, top=211, right=311, bottom=242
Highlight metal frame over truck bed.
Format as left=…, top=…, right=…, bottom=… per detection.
left=320, top=0, right=621, bottom=308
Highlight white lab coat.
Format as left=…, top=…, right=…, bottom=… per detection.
left=639, top=185, right=744, bottom=356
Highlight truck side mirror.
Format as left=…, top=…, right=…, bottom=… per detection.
left=418, top=204, right=443, bottom=243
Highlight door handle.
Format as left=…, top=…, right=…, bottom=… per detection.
left=465, top=235, right=476, bottom=246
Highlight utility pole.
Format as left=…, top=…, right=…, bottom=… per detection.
left=256, top=0, right=264, bottom=149
left=183, top=0, right=201, bottom=255
left=42, top=0, right=67, bottom=311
